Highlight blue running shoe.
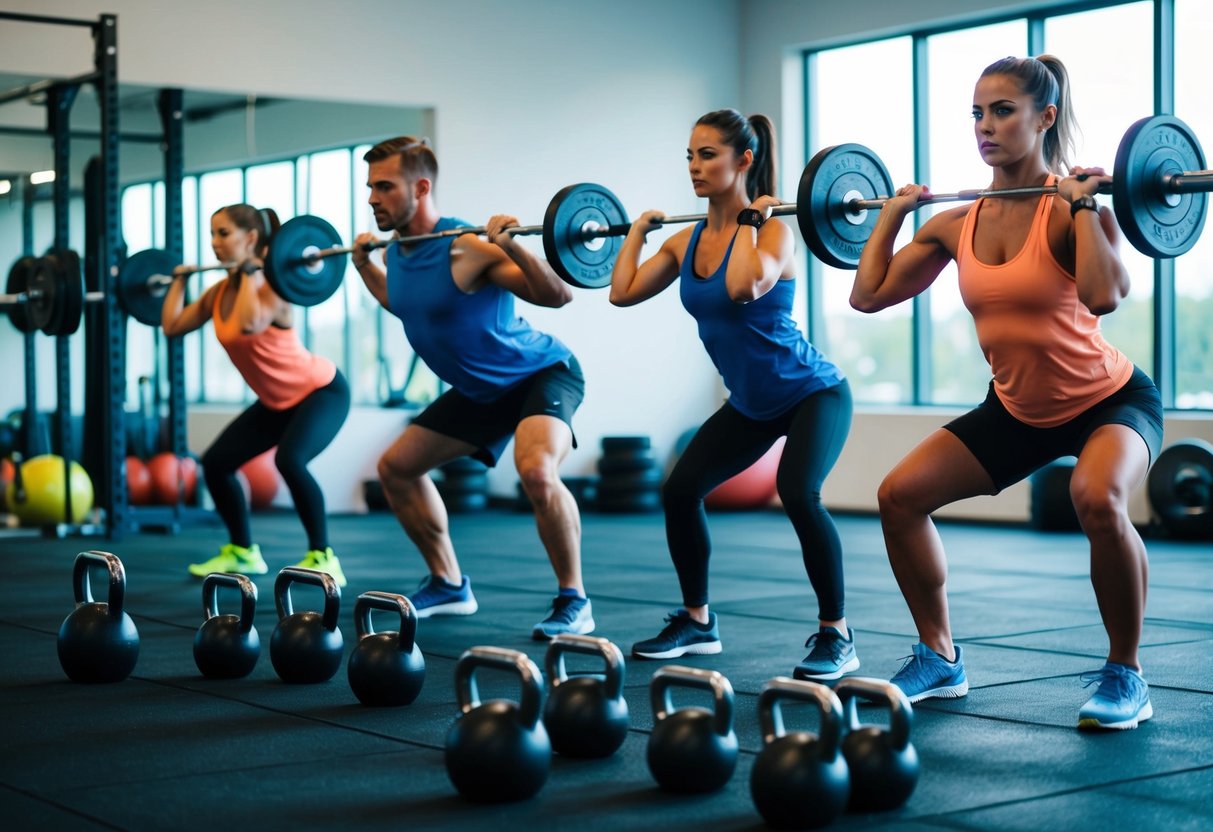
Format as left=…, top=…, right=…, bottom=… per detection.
left=408, top=575, right=478, bottom=618
left=532, top=595, right=596, bottom=640
left=890, top=642, right=968, bottom=703
left=793, top=626, right=860, bottom=681
left=632, top=610, right=722, bottom=659
left=1078, top=662, right=1153, bottom=731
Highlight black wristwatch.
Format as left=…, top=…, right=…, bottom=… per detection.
left=1069, top=195, right=1099, bottom=218
left=737, top=208, right=766, bottom=229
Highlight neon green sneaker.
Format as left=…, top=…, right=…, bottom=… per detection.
left=294, top=546, right=347, bottom=588
left=188, top=543, right=268, bottom=577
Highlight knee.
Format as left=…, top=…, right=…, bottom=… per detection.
left=517, top=453, right=559, bottom=504
left=775, top=472, right=819, bottom=511
left=378, top=452, right=422, bottom=492
left=200, top=450, right=232, bottom=480
left=877, top=472, right=920, bottom=521
left=1070, top=476, right=1128, bottom=538
left=273, top=450, right=304, bottom=482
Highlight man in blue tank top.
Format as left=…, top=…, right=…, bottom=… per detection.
left=351, top=136, right=593, bottom=640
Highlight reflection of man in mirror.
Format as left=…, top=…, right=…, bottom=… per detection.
left=352, top=136, right=594, bottom=640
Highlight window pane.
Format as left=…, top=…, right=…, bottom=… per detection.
left=197, top=170, right=247, bottom=403
left=812, top=37, right=914, bottom=404
left=1174, top=0, right=1213, bottom=408
left=1046, top=2, right=1155, bottom=377
left=181, top=176, right=202, bottom=403
left=304, top=148, right=352, bottom=385
left=121, top=183, right=153, bottom=254
left=245, top=161, right=296, bottom=222
left=121, top=183, right=156, bottom=407
left=926, top=20, right=1027, bottom=405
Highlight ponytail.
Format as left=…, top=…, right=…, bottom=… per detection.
left=694, top=108, right=779, bottom=201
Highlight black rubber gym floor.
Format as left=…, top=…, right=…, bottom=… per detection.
left=2, top=508, right=1210, bottom=830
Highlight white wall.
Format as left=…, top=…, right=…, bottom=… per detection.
left=0, top=0, right=739, bottom=510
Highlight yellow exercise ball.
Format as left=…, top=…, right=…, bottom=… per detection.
left=5, top=454, right=94, bottom=526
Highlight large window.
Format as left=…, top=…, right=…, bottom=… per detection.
left=121, top=146, right=428, bottom=409
left=806, top=0, right=1209, bottom=412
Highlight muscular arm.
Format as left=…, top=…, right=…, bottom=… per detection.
left=609, top=212, right=684, bottom=307
left=477, top=215, right=573, bottom=307
left=852, top=189, right=956, bottom=313
left=233, top=268, right=286, bottom=335
left=1063, top=168, right=1130, bottom=315
left=161, top=272, right=219, bottom=337
left=725, top=197, right=795, bottom=303
left=351, top=232, right=390, bottom=309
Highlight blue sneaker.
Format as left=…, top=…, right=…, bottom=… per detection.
left=632, top=610, right=722, bottom=659
left=793, top=626, right=860, bottom=681
left=408, top=575, right=478, bottom=618
left=1078, top=662, right=1153, bottom=731
left=532, top=595, right=596, bottom=640
left=890, top=642, right=968, bottom=703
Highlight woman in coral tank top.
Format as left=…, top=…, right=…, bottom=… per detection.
left=850, top=55, right=1163, bottom=731
left=162, top=204, right=350, bottom=586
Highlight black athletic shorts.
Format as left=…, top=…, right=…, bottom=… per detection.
left=411, top=356, right=585, bottom=466
left=944, top=366, right=1163, bottom=493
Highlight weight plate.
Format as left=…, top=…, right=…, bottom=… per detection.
left=1147, top=438, right=1213, bottom=539
left=118, top=249, right=178, bottom=327
left=542, top=183, right=628, bottom=289
left=264, top=215, right=346, bottom=307
left=1113, top=115, right=1207, bottom=260
left=43, top=249, right=84, bottom=336
left=5, top=256, right=39, bottom=333
left=26, top=257, right=60, bottom=334
left=798, top=143, right=894, bottom=270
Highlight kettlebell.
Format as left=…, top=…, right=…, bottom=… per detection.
left=193, top=573, right=260, bottom=679
left=444, top=646, right=551, bottom=803
left=347, top=591, right=425, bottom=706
left=57, top=551, right=140, bottom=683
left=542, top=634, right=629, bottom=758
left=269, top=567, right=343, bottom=683
left=835, top=677, right=920, bottom=812
left=751, top=677, right=850, bottom=829
left=646, top=665, right=738, bottom=793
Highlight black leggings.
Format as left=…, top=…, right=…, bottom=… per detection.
left=663, top=380, right=853, bottom=620
left=202, top=372, right=350, bottom=551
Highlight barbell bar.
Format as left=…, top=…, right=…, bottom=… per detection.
left=2, top=251, right=97, bottom=336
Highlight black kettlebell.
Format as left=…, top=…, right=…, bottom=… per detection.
left=646, top=665, right=738, bottom=793
left=835, top=677, right=920, bottom=812
left=751, top=677, right=850, bottom=829
left=269, top=567, right=343, bottom=683
left=193, top=573, right=260, bottom=679
left=542, top=634, right=629, bottom=758
left=444, top=646, right=551, bottom=803
left=347, top=591, right=425, bottom=706
left=57, top=551, right=140, bottom=683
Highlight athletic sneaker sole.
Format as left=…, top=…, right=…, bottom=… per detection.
left=632, top=640, right=723, bottom=660
left=412, top=599, right=479, bottom=619
left=1078, top=699, right=1153, bottom=731
left=903, top=681, right=969, bottom=704
left=532, top=617, right=597, bottom=641
left=793, top=654, right=861, bottom=681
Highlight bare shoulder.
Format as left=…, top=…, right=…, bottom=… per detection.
left=917, top=204, right=968, bottom=254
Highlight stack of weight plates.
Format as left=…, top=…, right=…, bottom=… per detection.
left=595, top=436, right=661, bottom=513
left=436, top=457, right=489, bottom=513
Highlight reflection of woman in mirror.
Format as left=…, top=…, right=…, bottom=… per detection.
left=851, top=55, right=1163, bottom=731
left=610, top=109, right=857, bottom=682
left=161, top=203, right=351, bottom=586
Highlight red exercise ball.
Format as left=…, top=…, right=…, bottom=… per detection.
left=148, top=452, right=198, bottom=505
left=126, top=456, right=152, bottom=505
left=239, top=449, right=279, bottom=510
left=705, top=436, right=785, bottom=511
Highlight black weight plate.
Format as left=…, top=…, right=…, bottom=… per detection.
left=5, top=256, right=39, bottom=333
left=542, top=183, right=628, bottom=289
left=798, top=143, right=894, bottom=270
left=118, top=249, right=178, bottom=326
left=264, top=215, right=346, bottom=307
left=1113, top=115, right=1207, bottom=260
left=26, top=257, right=60, bottom=334
left=1148, top=438, right=1213, bottom=539
left=43, top=249, right=84, bottom=336
left=596, top=455, right=658, bottom=475
left=601, top=435, right=650, bottom=452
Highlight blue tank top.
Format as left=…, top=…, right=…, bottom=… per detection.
left=679, top=221, right=844, bottom=420
left=385, top=217, right=573, bottom=402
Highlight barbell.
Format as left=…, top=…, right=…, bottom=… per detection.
left=3, top=251, right=100, bottom=336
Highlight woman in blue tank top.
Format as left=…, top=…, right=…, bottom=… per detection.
left=610, top=109, right=857, bottom=680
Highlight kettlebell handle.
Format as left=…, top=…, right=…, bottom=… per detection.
left=354, top=591, right=417, bottom=652
left=454, top=646, right=544, bottom=730
left=71, top=550, right=126, bottom=619
left=757, top=676, right=844, bottom=761
left=650, top=665, right=734, bottom=738
left=202, top=573, right=258, bottom=635
left=544, top=634, right=625, bottom=700
left=274, top=567, right=340, bottom=632
left=835, top=676, right=914, bottom=752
